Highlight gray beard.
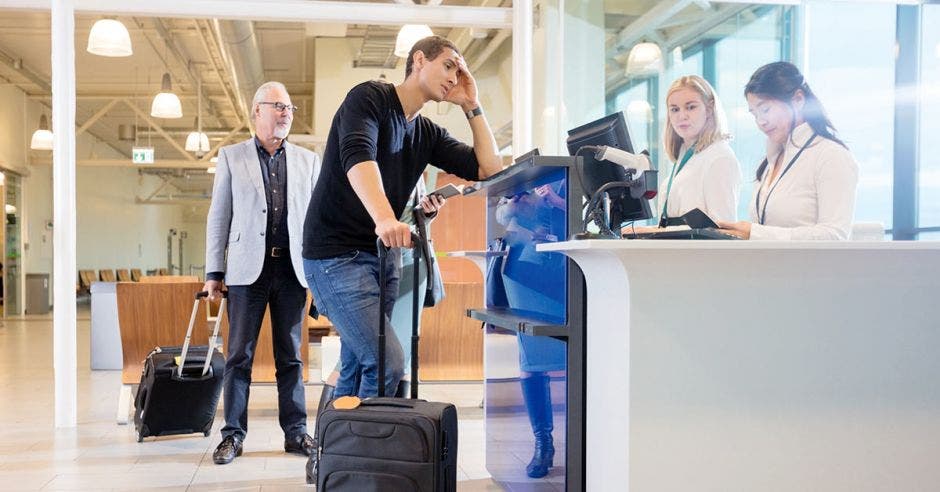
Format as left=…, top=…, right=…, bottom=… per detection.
left=273, top=124, right=291, bottom=140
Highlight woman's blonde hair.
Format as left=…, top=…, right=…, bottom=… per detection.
left=661, top=75, right=730, bottom=162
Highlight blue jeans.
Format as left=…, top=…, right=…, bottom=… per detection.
left=304, top=250, right=404, bottom=398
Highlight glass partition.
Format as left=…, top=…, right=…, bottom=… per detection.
left=563, top=1, right=936, bottom=238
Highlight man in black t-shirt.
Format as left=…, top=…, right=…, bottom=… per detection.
left=302, top=36, right=502, bottom=398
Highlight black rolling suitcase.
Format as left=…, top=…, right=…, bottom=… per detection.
left=308, top=236, right=458, bottom=491
left=133, top=291, right=226, bottom=442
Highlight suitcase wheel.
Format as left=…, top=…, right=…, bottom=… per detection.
left=137, top=432, right=144, bottom=443
left=203, top=430, right=211, bottom=437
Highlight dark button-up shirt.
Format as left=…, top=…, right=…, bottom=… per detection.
left=255, top=137, right=290, bottom=250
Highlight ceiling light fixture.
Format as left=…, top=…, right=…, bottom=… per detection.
left=626, top=100, right=653, bottom=123
left=184, top=121, right=210, bottom=154
left=395, top=24, right=434, bottom=58
left=30, top=114, right=54, bottom=150
left=151, top=72, right=182, bottom=119
left=672, top=46, right=684, bottom=67
left=625, top=42, right=664, bottom=78
left=185, top=79, right=209, bottom=154
left=86, top=18, right=133, bottom=57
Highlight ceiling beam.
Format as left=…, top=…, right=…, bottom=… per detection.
left=664, top=3, right=750, bottom=50
left=0, top=45, right=51, bottom=92
left=448, top=0, right=505, bottom=55
left=76, top=99, right=118, bottom=137
left=470, top=29, right=510, bottom=73
left=0, top=43, right=128, bottom=157
left=32, top=158, right=213, bottom=169
left=121, top=98, right=196, bottom=160
left=141, top=174, right=175, bottom=201
left=136, top=197, right=210, bottom=205
left=610, top=0, right=695, bottom=56
left=199, top=123, right=246, bottom=161
left=5, top=0, right=513, bottom=29
left=27, top=92, right=313, bottom=100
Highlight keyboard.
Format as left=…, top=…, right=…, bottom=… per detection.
left=625, top=227, right=741, bottom=240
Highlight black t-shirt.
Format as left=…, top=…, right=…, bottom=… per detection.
left=303, top=81, right=480, bottom=259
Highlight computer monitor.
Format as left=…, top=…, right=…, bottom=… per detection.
left=566, top=112, right=654, bottom=233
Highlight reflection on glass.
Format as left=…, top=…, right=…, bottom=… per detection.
left=484, top=169, right=568, bottom=486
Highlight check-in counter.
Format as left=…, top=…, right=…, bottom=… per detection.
left=465, top=155, right=586, bottom=490
left=539, top=239, right=940, bottom=491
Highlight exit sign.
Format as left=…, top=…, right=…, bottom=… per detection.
left=132, top=146, right=154, bottom=164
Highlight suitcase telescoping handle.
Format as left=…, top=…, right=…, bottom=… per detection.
left=178, top=290, right=227, bottom=378
left=376, top=234, right=422, bottom=399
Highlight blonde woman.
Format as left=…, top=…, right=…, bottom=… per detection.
left=657, top=75, right=742, bottom=226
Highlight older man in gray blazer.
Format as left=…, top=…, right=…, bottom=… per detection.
left=204, top=81, right=320, bottom=465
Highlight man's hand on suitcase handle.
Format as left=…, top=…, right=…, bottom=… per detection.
left=202, top=280, right=227, bottom=301
left=376, top=233, right=422, bottom=253
left=375, top=218, right=414, bottom=248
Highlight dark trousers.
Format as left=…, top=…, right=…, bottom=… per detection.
left=221, top=255, right=308, bottom=440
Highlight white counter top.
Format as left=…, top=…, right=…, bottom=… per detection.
left=538, top=238, right=940, bottom=252
left=541, top=237, right=940, bottom=492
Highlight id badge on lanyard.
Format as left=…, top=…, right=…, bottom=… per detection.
left=755, top=133, right=817, bottom=225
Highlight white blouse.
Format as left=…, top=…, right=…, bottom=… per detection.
left=658, top=139, right=742, bottom=223
left=748, top=122, right=859, bottom=240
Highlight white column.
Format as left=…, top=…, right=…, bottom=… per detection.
left=512, top=0, right=533, bottom=155
left=52, top=0, right=78, bottom=428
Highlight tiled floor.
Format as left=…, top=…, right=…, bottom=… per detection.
left=0, top=310, right=504, bottom=491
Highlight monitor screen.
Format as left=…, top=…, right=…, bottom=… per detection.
left=566, top=112, right=653, bottom=226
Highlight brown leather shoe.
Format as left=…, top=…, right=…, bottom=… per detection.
left=213, top=435, right=243, bottom=464
left=284, top=433, right=316, bottom=456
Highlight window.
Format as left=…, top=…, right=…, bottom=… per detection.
left=612, top=81, right=652, bottom=156
left=713, top=6, right=789, bottom=220
left=806, top=1, right=896, bottom=231
left=918, top=4, right=940, bottom=233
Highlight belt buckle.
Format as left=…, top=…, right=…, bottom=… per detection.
left=270, top=247, right=283, bottom=258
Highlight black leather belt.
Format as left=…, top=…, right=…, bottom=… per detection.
left=269, top=247, right=287, bottom=258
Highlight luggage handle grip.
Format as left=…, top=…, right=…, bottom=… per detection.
left=360, top=398, right=420, bottom=409
left=178, top=295, right=226, bottom=378
left=171, top=366, right=216, bottom=382
left=374, top=234, right=422, bottom=254
left=196, top=290, right=228, bottom=299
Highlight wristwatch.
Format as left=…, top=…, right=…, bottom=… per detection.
left=465, top=106, right=483, bottom=120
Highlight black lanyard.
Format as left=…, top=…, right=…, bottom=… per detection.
left=755, top=133, right=817, bottom=225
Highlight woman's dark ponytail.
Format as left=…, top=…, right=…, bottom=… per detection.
left=745, top=62, right=846, bottom=181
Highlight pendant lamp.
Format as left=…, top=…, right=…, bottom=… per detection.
left=151, top=73, right=182, bottom=119
left=30, top=114, right=54, bottom=150
left=625, top=42, right=664, bottom=78
left=395, top=25, right=434, bottom=58
left=87, top=18, right=133, bottom=57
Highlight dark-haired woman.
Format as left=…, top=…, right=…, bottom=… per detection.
left=718, top=62, right=858, bottom=240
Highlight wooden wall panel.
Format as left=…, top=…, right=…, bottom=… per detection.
left=139, top=275, right=200, bottom=283
left=419, top=282, right=484, bottom=381
left=116, top=281, right=308, bottom=385
left=416, top=173, right=487, bottom=380
left=431, top=174, right=485, bottom=284
left=116, top=282, right=207, bottom=384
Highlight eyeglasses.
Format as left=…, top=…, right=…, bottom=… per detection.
left=259, top=101, right=299, bottom=114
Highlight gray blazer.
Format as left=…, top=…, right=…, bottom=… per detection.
left=205, top=139, right=321, bottom=287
